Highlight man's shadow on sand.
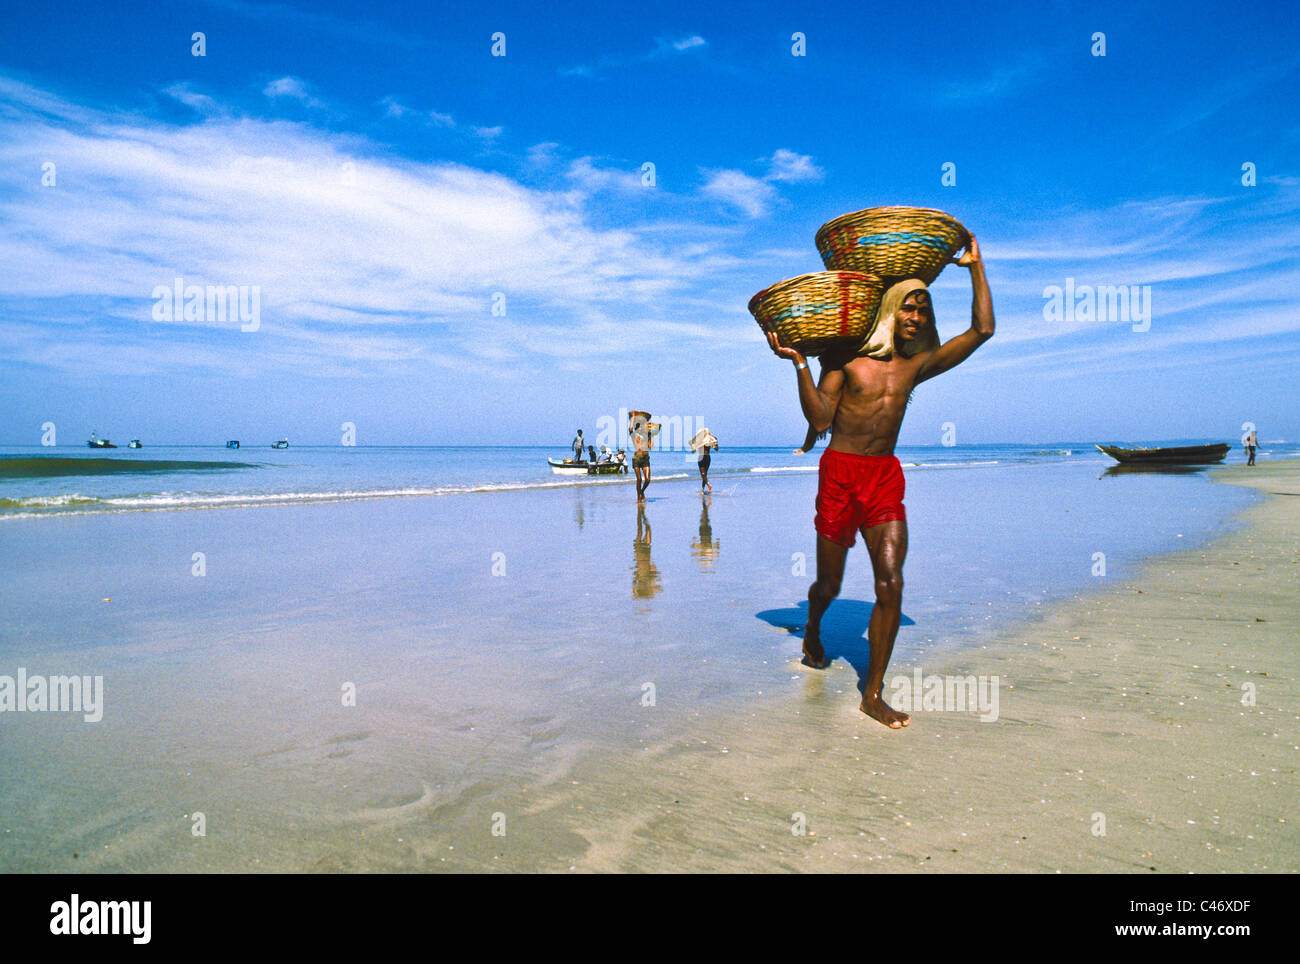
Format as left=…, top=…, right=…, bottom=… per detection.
left=756, top=600, right=915, bottom=693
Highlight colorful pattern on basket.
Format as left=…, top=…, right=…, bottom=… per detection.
left=767, top=301, right=857, bottom=328
left=853, top=231, right=954, bottom=251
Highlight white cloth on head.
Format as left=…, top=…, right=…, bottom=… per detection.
left=861, top=278, right=940, bottom=359
left=689, top=427, right=718, bottom=451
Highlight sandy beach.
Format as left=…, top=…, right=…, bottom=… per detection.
left=550, top=460, right=1299, bottom=873
left=0, top=457, right=1295, bottom=873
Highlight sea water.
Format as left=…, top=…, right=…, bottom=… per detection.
left=1, top=441, right=1290, bottom=521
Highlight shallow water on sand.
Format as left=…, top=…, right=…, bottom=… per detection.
left=0, top=459, right=1264, bottom=870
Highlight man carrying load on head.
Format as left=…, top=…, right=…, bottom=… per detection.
left=766, top=236, right=994, bottom=728
left=629, top=412, right=653, bottom=502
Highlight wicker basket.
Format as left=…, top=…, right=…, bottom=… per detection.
left=748, top=271, right=885, bottom=356
left=815, top=206, right=968, bottom=286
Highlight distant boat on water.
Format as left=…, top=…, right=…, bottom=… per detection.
left=1096, top=443, right=1231, bottom=465
left=87, top=432, right=116, bottom=449
left=226, top=440, right=240, bottom=449
left=272, top=440, right=290, bottom=449
left=127, top=439, right=142, bottom=449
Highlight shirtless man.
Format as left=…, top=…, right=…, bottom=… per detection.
left=766, top=236, right=994, bottom=727
left=630, top=413, right=652, bottom=502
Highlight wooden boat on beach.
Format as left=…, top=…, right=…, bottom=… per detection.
left=547, top=455, right=627, bottom=476
left=1096, top=443, right=1231, bottom=465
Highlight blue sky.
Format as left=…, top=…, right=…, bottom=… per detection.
left=1, top=0, right=1297, bottom=446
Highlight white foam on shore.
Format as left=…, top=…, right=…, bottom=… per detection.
left=0, top=473, right=697, bottom=520
left=0, top=493, right=99, bottom=507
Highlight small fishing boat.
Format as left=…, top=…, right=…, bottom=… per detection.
left=548, top=458, right=590, bottom=476
left=87, top=432, right=116, bottom=449
left=272, top=440, right=290, bottom=449
left=1096, top=443, right=1231, bottom=465
left=547, top=452, right=627, bottom=476
left=226, top=440, right=240, bottom=449
left=127, top=439, right=142, bottom=449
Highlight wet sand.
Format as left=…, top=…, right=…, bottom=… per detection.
left=0, top=460, right=1294, bottom=872
left=543, top=461, right=1298, bottom=872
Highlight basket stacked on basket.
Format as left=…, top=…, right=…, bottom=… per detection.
left=749, top=206, right=969, bottom=357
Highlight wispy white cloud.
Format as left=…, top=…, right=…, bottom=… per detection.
left=764, top=149, right=822, bottom=184
left=562, top=33, right=709, bottom=78
left=379, top=96, right=455, bottom=128
left=700, top=169, right=777, bottom=218
left=0, top=77, right=748, bottom=378
left=163, top=83, right=223, bottom=116
left=1161, top=49, right=1300, bottom=134
left=935, top=190, right=1300, bottom=377
left=564, top=156, right=646, bottom=194
left=699, top=149, right=822, bottom=217
left=526, top=142, right=561, bottom=169
left=263, top=76, right=326, bottom=109
left=2, top=74, right=1296, bottom=398
left=660, top=35, right=706, bottom=54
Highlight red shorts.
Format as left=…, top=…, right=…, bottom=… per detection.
left=814, top=449, right=907, bottom=547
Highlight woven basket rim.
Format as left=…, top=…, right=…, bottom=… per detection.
left=816, top=206, right=968, bottom=242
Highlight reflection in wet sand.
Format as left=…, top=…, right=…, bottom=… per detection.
left=692, top=497, right=719, bottom=570
left=632, top=504, right=662, bottom=602
left=1100, top=463, right=1208, bottom=479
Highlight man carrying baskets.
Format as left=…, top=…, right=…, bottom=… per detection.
left=628, top=411, right=653, bottom=502
left=766, top=236, right=994, bottom=728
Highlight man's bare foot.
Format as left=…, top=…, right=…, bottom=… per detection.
left=801, top=628, right=828, bottom=669
left=859, top=695, right=910, bottom=729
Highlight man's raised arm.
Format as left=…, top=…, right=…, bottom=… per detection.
left=766, top=331, right=844, bottom=433
left=916, top=235, right=995, bottom=384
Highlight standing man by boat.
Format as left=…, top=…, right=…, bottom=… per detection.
left=571, top=429, right=585, bottom=463
left=1246, top=427, right=1258, bottom=465
left=766, top=237, right=994, bottom=728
